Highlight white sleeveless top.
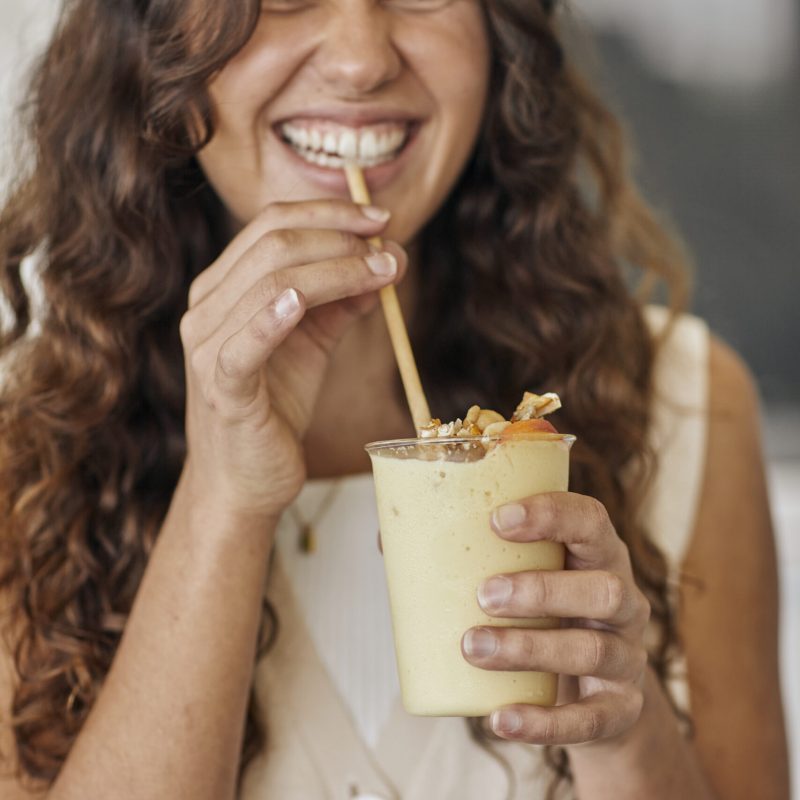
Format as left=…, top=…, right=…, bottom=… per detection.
left=241, top=306, right=709, bottom=800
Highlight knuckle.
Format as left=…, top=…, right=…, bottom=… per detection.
left=179, top=311, right=195, bottom=346
left=603, top=573, right=626, bottom=619
left=262, top=228, right=298, bottom=256
left=587, top=631, right=607, bottom=674
left=216, top=341, right=239, bottom=380
left=543, top=712, right=560, bottom=744
left=586, top=496, right=611, bottom=531
left=516, top=629, right=537, bottom=668
left=529, top=572, right=550, bottom=611
left=639, top=592, right=652, bottom=625
left=256, top=272, right=280, bottom=306
left=533, top=493, right=559, bottom=533
left=338, top=229, right=368, bottom=255
left=583, top=707, right=604, bottom=741
left=630, top=687, right=645, bottom=722
left=634, top=646, right=649, bottom=677
left=188, top=347, right=206, bottom=379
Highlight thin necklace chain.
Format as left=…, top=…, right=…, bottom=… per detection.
left=288, top=480, right=343, bottom=554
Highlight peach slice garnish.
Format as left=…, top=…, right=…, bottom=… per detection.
left=500, top=419, right=557, bottom=438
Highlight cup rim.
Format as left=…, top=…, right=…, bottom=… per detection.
left=364, top=432, right=576, bottom=452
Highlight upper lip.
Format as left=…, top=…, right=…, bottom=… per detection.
left=273, top=107, right=424, bottom=128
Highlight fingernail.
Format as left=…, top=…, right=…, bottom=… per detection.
left=478, top=576, right=512, bottom=611
left=361, top=205, right=391, bottom=222
left=366, top=251, right=397, bottom=277
left=463, top=628, right=498, bottom=658
left=492, top=503, right=526, bottom=531
left=491, top=709, right=522, bottom=734
left=274, top=288, right=300, bottom=319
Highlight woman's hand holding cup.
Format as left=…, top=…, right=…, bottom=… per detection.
left=462, top=492, right=651, bottom=746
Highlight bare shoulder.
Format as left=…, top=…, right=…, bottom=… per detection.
left=684, top=335, right=767, bottom=572
left=678, top=334, right=790, bottom=799
left=706, top=333, right=760, bottom=422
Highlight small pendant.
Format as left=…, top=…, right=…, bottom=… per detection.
left=298, top=525, right=317, bottom=554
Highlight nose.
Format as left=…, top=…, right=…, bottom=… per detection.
left=314, top=5, right=402, bottom=96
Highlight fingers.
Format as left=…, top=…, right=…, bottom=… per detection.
left=200, top=240, right=405, bottom=353
left=488, top=690, right=644, bottom=745
left=189, top=200, right=391, bottom=308
left=187, top=230, right=404, bottom=351
left=462, top=626, right=647, bottom=681
left=491, top=493, right=624, bottom=569
left=194, top=227, right=380, bottom=319
left=477, top=570, right=650, bottom=628
left=201, top=288, right=305, bottom=411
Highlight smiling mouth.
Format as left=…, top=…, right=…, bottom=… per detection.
left=277, top=119, right=418, bottom=169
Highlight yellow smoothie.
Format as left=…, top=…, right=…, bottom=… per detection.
left=367, top=433, right=574, bottom=717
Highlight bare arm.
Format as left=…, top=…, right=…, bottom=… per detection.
left=52, top=480, right=275, bottom=800
left=677, top=337, right=790, bottom=799
left=0, top=200, right=405, bottom=799
left=565, top=336, right=790, bottom=798
left=465, top=335, right=789, bottom=799
left=0, top=479, right=274, bottom=800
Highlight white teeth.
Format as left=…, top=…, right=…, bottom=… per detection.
left=323, top=132, right=337, bottom=153
left=339, top=129, right=358, bottom=160
left=308, top=151, right=344, bottom=168
left=381, top=129, right=404, bottom=152
left=359, top=130, right=378, bottom=160
left=280, top=120, right=411, bottom=168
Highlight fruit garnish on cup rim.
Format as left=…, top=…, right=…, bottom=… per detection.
left=416, top=392, right=562, bottom=440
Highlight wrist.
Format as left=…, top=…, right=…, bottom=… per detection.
left=175, top=460, right=282, bottom=539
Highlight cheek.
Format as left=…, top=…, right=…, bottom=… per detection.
left=207, top=26, right=300, bottom=137
left=402, top=9, right=490, bottom=138
left=197, top=21, right=316, bottom=222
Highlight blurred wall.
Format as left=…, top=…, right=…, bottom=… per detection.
left=572, top=1, right=800, bottom=404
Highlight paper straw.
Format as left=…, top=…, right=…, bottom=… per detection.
left=344, top=162, right=432, bottom=430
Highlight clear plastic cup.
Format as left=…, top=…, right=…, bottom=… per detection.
left=366, top=432, right=575, bottom=717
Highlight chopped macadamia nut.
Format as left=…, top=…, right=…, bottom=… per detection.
left=415, top=392, right=561, bottom=440
left=511, top=392, right=561, bottom=422
left=482, top=421, right=511, bottom=437
left=418, top=419, right=442, bottom=439
left=464, top=405, right=481, bottom=425
left=476, top=409, right=505, bottom=432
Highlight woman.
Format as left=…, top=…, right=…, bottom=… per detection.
left=0, top=0, right=789, bottom=798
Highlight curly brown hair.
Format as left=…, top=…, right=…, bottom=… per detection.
left=0, top=0, right=690, bottom=796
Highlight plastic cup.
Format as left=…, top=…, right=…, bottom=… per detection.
left=366, top=432, right=575, bottom=717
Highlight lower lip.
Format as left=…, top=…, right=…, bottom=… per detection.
left=272, top=124, right=422, bottom=194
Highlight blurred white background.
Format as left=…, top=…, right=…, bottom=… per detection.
left=1, top=1, right=798, bottom=795
left=577, top=0, right=797, bottom=89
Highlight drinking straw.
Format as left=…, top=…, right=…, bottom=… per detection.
left=344, top=162, right=431, bottom=429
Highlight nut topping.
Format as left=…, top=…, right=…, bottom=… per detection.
left=416, top=392, right=561, bottom=440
